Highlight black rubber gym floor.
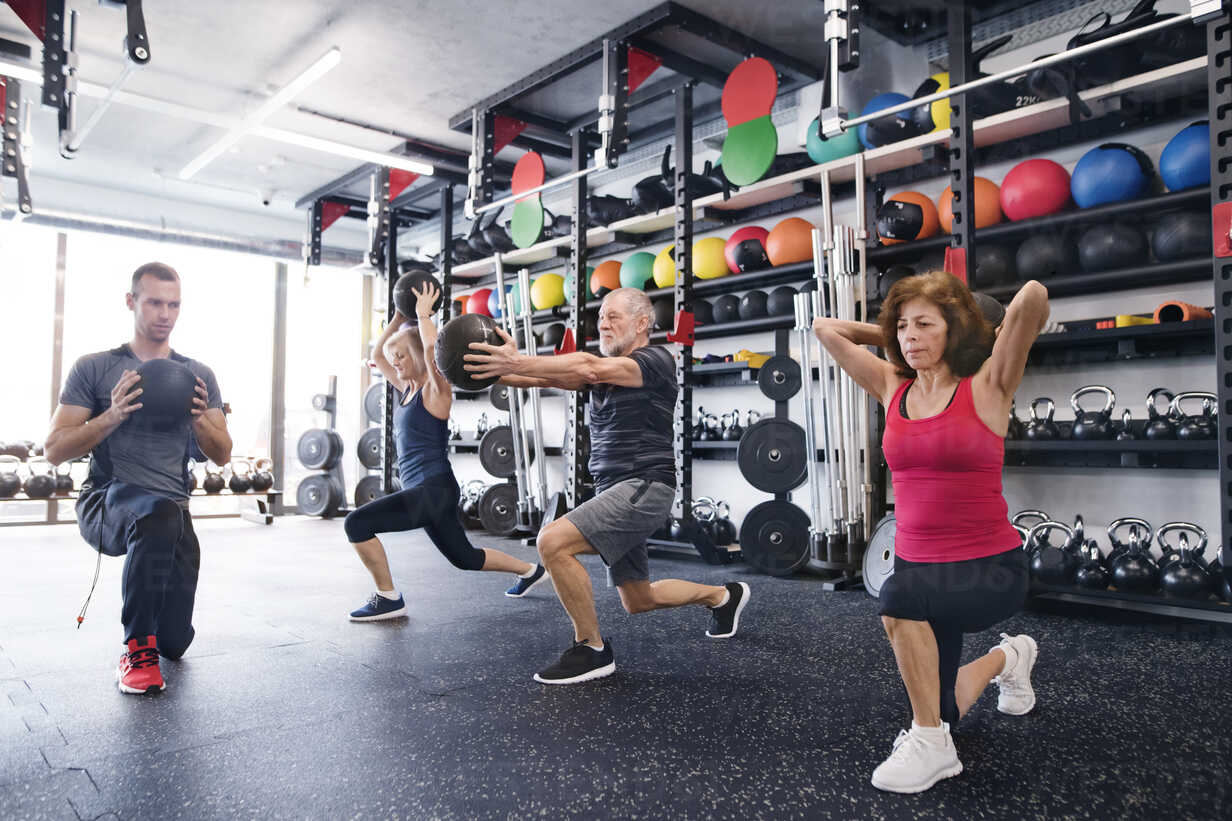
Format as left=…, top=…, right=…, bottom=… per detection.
left=2, top=516, right=1230, bottom=820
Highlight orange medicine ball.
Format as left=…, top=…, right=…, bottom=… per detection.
left=589, top=259, right=623, bottom=296
left=937, top=177, right=1003, bottom=232
left=765, top=217, right=816, bottom=267
left=876, top=191, right=940, bottom=245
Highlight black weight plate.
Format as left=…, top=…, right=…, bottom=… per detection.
left=736, top=418, right=808, bottom=493
left=354, top=475, right=385, bottom=508
left=738, top=500, right=811, bottom=576
left=478, top=482, right=519, bottom=536
left=478, top=426, right=535, bottom=479
left=323, top=431, right=343, bottom=470
left=297, top=474, right=341, bottom=518
left=297, top=429, right=332, bottom=470
left=757, top=355, right=802, bottom=401
left=364, top=382, right=385, bottom=425
left=863, top=513, right=896, bottom=599
left=357, top=428, right=383, bottom=469
left=490, top=383, right=510, bottom=411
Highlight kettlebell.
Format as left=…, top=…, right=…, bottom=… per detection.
left=1171, top=391, right=1217, bottom=440
left=722, top=410, right=744, bottom=441
left=1069, top=385, right=1115, bottom=440
left=692, top=497, right=719, bottom=543
left=228, top=460, right=252, bottom=494
left=1025, top=398, right=1061, bottom=440
left=1110, top=524, right=1159, bottom=593
left=203, top=465, right=226, bottom=494
left=0, top=456, right=20, bottom=498
left=54, top=461, right=75, bottom=495
left=1027, top=520, right=1080, bottom=585
left=692, top=406, right=708, bottom=441
left=1007, top=401, right=1025, bottom=440
left=250, top=458, right=274, bottom=492
left=186, top=461, right=199, bottom=493
left=1075, top=540, right=1110, bottom=590
left=1157, top=522, right=1212, bottom=600
left=1012, top=509, right=1050, bottom=547
left=1106, top=516, right=1153, bottom=570
left=1206, top=553, right=1232, bottom=603
left=23, top=458, right=56, bottom=499
left=1115, top=409, right=1137, bottom=441
left=475, top=412, right=490, bottom=439
left=714, top=500, right=737, bottom=546
left=1143, top=388, right=1177, bottom=440
left=704, top=413, right=722, bottom=441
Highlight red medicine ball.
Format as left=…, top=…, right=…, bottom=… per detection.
left=724, top=226, right=771, bottom=274
left=1000, top=158, right=1071, bottom=221
left=467, top=288, right=493, bottom=316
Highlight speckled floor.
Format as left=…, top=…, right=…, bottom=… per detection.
left=2, top=515, right=1230, bottom=820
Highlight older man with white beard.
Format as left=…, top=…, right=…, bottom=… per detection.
left=465, top=286, right=750, bottom=684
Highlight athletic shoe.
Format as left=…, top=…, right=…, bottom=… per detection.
left=991, top=632, right=1038, bottom=715
left=349, top=593, right=407, bottom=622
left=116, top=636, right=165, bottom=695
left=870, top=723, right=963, bottom=794
left=505, top=564, right=549, bottom=598
left=706, top=582, right=750, bottom=638
left=533, top=639, right=615, bottom=685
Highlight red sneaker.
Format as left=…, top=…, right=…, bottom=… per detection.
left=116, top=636, right=165, bottom=694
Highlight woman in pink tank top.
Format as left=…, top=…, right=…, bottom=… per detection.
left=814, top=271, right=1050, bottom=794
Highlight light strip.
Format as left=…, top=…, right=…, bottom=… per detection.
left=0, top=57, right=434, bottom=177
left=179, top=47, right=342, bottom=180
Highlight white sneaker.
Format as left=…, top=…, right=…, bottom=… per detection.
left=870, top=722, right=963, bottom=794
left=991, top=633, right=1038, bottom=715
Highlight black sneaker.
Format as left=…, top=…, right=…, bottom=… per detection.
left=533, top=639, right=616, bottom=684
left=505, top=564, right=549, bottom=598
left=706, top=582, right=750, bottom=638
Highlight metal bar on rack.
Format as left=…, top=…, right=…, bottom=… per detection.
left=517, top=267, right=550, bottom=512
left=795, top=283, right=825, bottom=541
left=495, top=256, right=532, bottom=524
left=853, top=151, right=873, bottom=534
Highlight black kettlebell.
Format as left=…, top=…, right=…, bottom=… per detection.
left=1074, top=540, right=1110, bottom=590
left=1144, top=388, right=1177, bottom=440
left=23, top=458, right=56, bottom=499
left=692, top=497, right=719, bottom=543
left=1206, top=553, right=1232, bottom=603
left=1171, top=391, right=1217, bottom=440
left=1007, top=401, right=1025, bottom=440
left=714, top=500, right=737, bottom=546
left=1157, top=522, right=1213, bottom=600
left=722, top=410, right=744, bottom=441
left=476, top=412, right=490, bottom=439
left=186, top=463, right=198, bottom=493
left=1012, top=510, right=1050, bottom=547
left=1105, top=517, right=1152, bottom=570
left=1025, top=398, right=1061, bottom=440
left=1110, top=524, right=1159, bottom=593
left=703, top=413, right=722, bottom=441
left=55, top=462, right=75, bottom=495
left=1070, top=385, right=1115, bottom=440
left=1028, top=520, right=1080, bottom=585
left=1202, top=396, right=1219, bottom=439
left=250, top=458, right=274, bottom=492
left=228, top=460, right=252, bottom=494
left=203, top=465, right=226, bottom=494
left=1115, top=408, right=1137, bottom=441
left=0, top=456, right=20, bottom=498
left=692, top=406, right=708, bottom=441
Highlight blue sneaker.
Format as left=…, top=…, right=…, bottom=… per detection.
left=505, top=564, right=549, bottom=598
left=349, top=593, right=407, bottom=622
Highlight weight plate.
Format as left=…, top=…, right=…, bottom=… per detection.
left=297, top=429, right=336, bottom=470
left=354, top=475, right=385, bottom=508
left=364, top=382, right=385, bottom=425
left=757, top=355, right=802, bottom=401
left=736, top=418, right=808, bottom=493
left=478, top=482, right=519, bottom=536
left=490, top=383, right=510, bottom=411
left=478, top=425, right=535, bottom=479
left=357, top=428, right=383, bottom=469
left=297, top=473, right=342, bottom=518
left=862, top=514, right=896, bottom=599
left=738, top=500, right=811, bottom=576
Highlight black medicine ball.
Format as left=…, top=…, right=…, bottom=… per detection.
left=739, top=290, right=769, bottom=320
left=693, top=298, right=715, bottom=325
left=1152, top=211, right=1211, bottom=262
left=435, top=313, right=502, bottom=391
left=653, top=297, right=675, bottom=331
left=393, top=269, right=443, bottom=316
left=766, top=286, right=797, bottom=316
left=712, top=294, right=741, bottom=323
left=1015, top=233, right=1079, bottom=279
left=134, top=358, right=197, bottom=428
left=541, top=322, right=566, bottom=349
left=1077, top=223, right=1147, bottom=273
left=974, top=244, right=1016, bottom=287
left=876, top=264, right=917, bottom=300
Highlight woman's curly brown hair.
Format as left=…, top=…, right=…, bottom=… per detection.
left=878, top=270, right=996, bottom=378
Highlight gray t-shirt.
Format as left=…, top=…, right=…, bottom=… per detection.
left=60, top=345, right=222, bottom=500
left=587, top=345, right=677, bottom=492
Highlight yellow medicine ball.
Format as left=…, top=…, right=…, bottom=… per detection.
left=530, top=273, right=565, bottom=310
left=652, top=244, right=676, bottom=288
left=693, top=236, right=728, bottom=279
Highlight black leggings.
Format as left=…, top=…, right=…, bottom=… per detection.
left=343, top=473, right=486, bottom=572
left=878, top=546, right=1029, bottom=725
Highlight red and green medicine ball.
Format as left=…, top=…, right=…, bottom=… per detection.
left=724, top=226, right=771, bottom=274
left=467, top=287, right=493, bottom=316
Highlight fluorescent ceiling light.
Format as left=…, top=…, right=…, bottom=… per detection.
left=249, top=126, right=435, bottom=176
left=178, top=47, right=342, bottom=180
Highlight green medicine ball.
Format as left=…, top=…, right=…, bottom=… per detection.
left=619, top=252, right=656, bottom=290
left=563, top=266, right=595, bottom=305
left=805, top=117, right=861, bottom=165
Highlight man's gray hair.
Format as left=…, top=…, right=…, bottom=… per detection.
left=606, top=287, right=654, bottom=329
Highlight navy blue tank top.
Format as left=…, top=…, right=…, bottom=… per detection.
left=394, top=386, right=451, bottom=487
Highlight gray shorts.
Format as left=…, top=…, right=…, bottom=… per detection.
left=564, top=478, right=675, bottom=586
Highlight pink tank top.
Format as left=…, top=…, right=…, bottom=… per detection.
left=882, top=377, right=1020, bottom=562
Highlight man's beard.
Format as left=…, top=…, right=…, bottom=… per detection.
left=599, top=332, right=631, bottom=357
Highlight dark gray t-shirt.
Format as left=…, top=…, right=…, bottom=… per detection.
left=60, top=345, right=222, bottom=500
left=588, top=345, right=677, bottom=492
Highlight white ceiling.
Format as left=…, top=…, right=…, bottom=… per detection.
left=0, top=1, right=831, bottom=258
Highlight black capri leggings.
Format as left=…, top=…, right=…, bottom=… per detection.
left=343, top=473, right=486, bottom=572
left=878, top=545, right=1029, bottom=725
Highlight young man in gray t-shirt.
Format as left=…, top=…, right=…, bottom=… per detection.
left=45, top=262, right=231, bottom=695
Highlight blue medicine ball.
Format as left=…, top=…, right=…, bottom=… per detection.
left=1070, top=143, right=1153, bottom=208
left=487, top=285, right=511, bottom=318
left=1159, top=121, right=1210, bottom=192
left=806, top=117, right=861, bottom=164
left=858, top=93, right=919, bottom=150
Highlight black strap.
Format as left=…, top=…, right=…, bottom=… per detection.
left=900, top=380, right=960, bottom=420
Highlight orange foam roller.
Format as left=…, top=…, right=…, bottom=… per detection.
left=1154, top=301, right=1212, bottom=323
